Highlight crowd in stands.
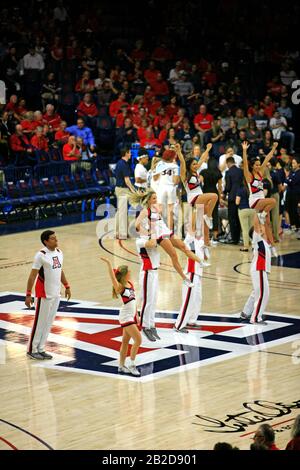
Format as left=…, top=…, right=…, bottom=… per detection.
left=212, top=415, right=300, bottom=450
left=0, top=0, right=299, bottom=236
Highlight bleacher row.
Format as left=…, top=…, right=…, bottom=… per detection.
left=0, top=161, right=114, bottom=221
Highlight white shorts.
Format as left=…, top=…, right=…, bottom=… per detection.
left=157, top=186, right=177, bottom=205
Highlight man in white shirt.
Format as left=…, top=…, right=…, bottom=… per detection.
left=25, top=230, right=71, bottom=360
left=269, top=111, right=295, bottom=153
left=219, top=147, right=242, bottom=187
left=134, top=148, right=149, bottom=190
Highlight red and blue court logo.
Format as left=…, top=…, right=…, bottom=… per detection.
left=0, top=292, right=299, bottom=382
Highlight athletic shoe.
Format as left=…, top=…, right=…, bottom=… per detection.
left=211, top=239, right=218, bottom=246
left=118, top=366, right=131, bottom=374
left=38, top=351, right=53, bottom=360
left=183, top=277, right=194, bottom=288
left=202, top=260, right=211, bottom=267
left=26, top=352, right=45, bottom=360
left=173, top=326, right=189, bottom=333
left=250, top=320, right=268, bottom=325
left=270, top=246, right=278, bottom=258
left=150, top=327, right=161, bottom=340
left=257, top=212, right=266, bottom=225
left=204, top=215, right=213, bottom=229
left=127, top=365, right=141, bottom=376
left=143, top=327, right=156, bottom=342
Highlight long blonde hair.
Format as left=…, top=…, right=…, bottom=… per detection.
left=112, top=265, right=129, bottom=298
left=129, top=189, right=155, bottom=208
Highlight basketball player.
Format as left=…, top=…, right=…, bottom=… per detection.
left=136, top=237, right=160, bottom=342
left=174, top=232, right=205, bottom=332
left=176, top=143, right=218, bottom=247
left=25, top=230, right=71, bottom=360
left=100, top=257, right=141, bottom=376
left=240, top=213, right=271, bottom=324
left=154, top=149, right=180, bottom=230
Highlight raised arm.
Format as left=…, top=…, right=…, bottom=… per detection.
left=260, top=142, right=278, bottom=175
left=175, top=143, right=186, bottom=182
left=242, top=141, right=252, bottom=183
left=197, top=143, right=212, bottom=169
left=100, top=257, right=123, bottom=294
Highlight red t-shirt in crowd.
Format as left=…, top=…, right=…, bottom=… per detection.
left=193, top=112, right=214, bottom=130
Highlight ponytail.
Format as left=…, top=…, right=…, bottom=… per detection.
left=129, top=189, right=155, bottom=208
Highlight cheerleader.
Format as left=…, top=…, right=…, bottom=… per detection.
left=174, top=232, right=205, bottom=332
left=176, top=143, right=218, bottom=246
left=154, top=148, right=180, bottom=231
left=131, top=190, right=204, bottom=288
left=242, top=141, right=278, bottom=254
left=239, top=213, right=271, bottom=324
left=136, top=237, right=160, bottom=342
left=100, top=257, right=141, bottom=376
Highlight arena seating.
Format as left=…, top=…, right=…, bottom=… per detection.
left=0, top=162, right=113, bottom=222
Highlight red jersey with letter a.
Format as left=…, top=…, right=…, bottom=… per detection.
left=251, top=232, right=271, bottom=273
left=32, top=247, right=63, bottom=298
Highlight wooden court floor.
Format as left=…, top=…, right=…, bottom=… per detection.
left=0, top=221, right=300, bottom=450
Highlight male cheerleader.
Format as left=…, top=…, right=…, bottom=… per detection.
left=25, top=230, right=71, bottom=359
left=240, top=213, right=271, bottom=324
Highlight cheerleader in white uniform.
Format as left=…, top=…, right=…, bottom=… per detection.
left=242, top=141, right=278, bottom=256
left=131, top=190, right=203, bottom=288
left=100, top=257, right=141, bottom=376
left=176, top=143, right=218, bottom=247
left=154, top=149, right=180, bottom=231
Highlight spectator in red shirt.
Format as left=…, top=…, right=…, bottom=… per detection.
left=54, top=121, right=70, bottom=146
left=75, top=70, right=95, bottom=96
left=63, top=135, right=81, bottom=161
left=137, top=118, right=149, bottom=142
left=202, top=63, right=217, bottom=88
left=130, top=39, right=146, bottom=62
left=144, top=61, right=160, bottom=85
left=77, top=92, right=99, bottom=129
left=43, top=104, right=62, bottom=132
left=285, top=415, right=300, bottom=450
left=194, top=104, right=214, bottom=146
left=9, top=124, right=34, bottom=165
left=151, top=42, right=173, bottom=63
left=150, top=72, right=169, bottom=99
left=165, top=96, right=179, bottom=119
left=139, top=126, right=160, bottom=148
left=260, top=95, right=276, bottom=119
left=109, top=92, right=128, bottom=119
left=132, top=107, right=149, bottom=129
left=252, top=424, right=280, bottom=450
left=31, top=126, right=49, bottom=152
left=116, top=105, right=131, bottom=128
left=153, top=107, right=171, bottom=134
left=20, top=111, right=39, bottom=136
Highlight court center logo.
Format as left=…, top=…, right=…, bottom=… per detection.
left=0, top=293, right=299, bottom=382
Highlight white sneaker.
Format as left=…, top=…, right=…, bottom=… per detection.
left=271, top=246, right=278, bottom=257
left=204, top=215, right=213, bottom=229
left=118, top=366, right=130, bottom=374
left=127, top=364, right=140, bottom=376
left=202, top=261, right=211, bottom=267
left=183, top=277, right=194, bottom=288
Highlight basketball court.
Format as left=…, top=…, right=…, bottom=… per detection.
left=0, top=220, right=299, bottom=450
